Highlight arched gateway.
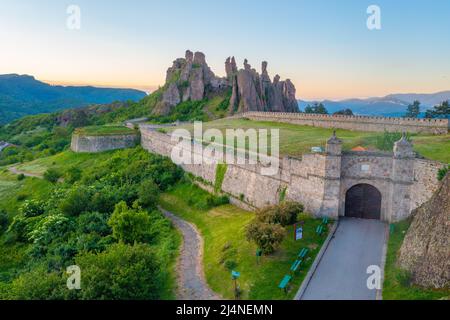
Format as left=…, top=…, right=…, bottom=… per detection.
left=345, top=184, right=382, bottom=220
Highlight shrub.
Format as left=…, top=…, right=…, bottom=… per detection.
left=17, top=173, right=26, bottom=181
left=59, top=185, right=92, bottom=216
left=20, top=199, right=46, bottom=218
left=437, top=165, right=449, bottom=181
left=108, top=201, right=153, bottom=244
left=77, top=211, right=111, bottom=237
left=6, top=266, right=65, bottom=300
left=0, top=210, right=9, bottom=232
left=44, top=168, right=62, bottom=183
left=65, top=166, right=82, bottom=184
left=396, top=269, right=412, bottom=287
left=256, top=201, right=303, bottom=227
left=28, top=214, right=72, bottom=245
left=206, top=195, right=230, bottom=208
left=224, top=260, right=238, bottom=271
left=245, top=221, right=286, bottom=255
left=74, top=243, right=165, bottom=300
left=138, top=179, right=160, bottom=209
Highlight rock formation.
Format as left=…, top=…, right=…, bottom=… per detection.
left=228, top=59, right=299, bottom=114
left=398, top=173, right=450, bottom=289
left=152, top=50, right=299, bottom=116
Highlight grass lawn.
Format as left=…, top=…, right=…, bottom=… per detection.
left=159, top=183, right=329, bottom=300
left=383, top=219, right=450, bottom=300
left=12, top=150, right=116, bottom=176
left=74, top=125, right=136, bottom=136
left=169, top=118, right=450, bottom=163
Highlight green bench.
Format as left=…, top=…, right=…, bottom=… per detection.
left=298, top=248, right=309, bottom=259
left=316, top=225, right=324, bottom=235
left=278, top=275, right=292, bottom=293
left=322, top=217, right=329, bottom=225
left=290, top=259, right=302, bottom=273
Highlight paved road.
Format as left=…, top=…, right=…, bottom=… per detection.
left=159, top=207, right=221, bottom=300
left=301, top=218, right=388, bottom=300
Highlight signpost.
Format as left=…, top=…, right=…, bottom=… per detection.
left=294, top=221, right=304, bottom=241
left=231, top=270, right=240, bottom=299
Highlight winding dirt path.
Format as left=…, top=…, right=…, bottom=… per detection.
left=159, top=207, right=221, bottom=300
left=8, top=166, right=43, bottom=178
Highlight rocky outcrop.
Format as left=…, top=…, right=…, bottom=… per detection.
left=398, top=173, right=450, bottom=289
left=153, top=50, right=299, bottom=116
left=228, top=59, right=299, bottom=114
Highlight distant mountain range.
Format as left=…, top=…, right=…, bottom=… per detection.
left=299, top=91, right=450, bottom=117
left=0, top=74, right=147, bottom=124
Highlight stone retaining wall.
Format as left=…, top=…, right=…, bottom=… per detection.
left=237, top=112, right=449, bottom=135
left=71, top=133, right=139, bottom=153
left=140, top=126, right=443, bottom=222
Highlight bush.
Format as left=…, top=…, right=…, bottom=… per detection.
left=77, top=211, right=111, bottom=237
left=6, top=266, right=65, bottom=300
left=44, top=168, right=62, bottom=183
left=0, top=210, right=9, bottom=232
left=20, top=199, right=46, bottom=218
left=206, top=195, right=230, bottom=208
left=256, top=201, right=303, bottom=227
left=108, top=201, right=153, bottom=244
left=74, top=243, right=165, bottom=300
left=28, top=214, right=72, bottom=245
left=59, top=185, right=92, bottom=216
left=245, top=221, right=286, bottom=255
left=437, top=165, right=449, bottom=181
left=138, top=179, right=160, bottom=209
left=17, top=173, right=26, bottom=181
left=65, top=166, right=82, bottom=184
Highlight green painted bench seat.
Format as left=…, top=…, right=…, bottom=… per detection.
left=290, top=259, right=302, bottom=272
left=278, top=275, right=292, bottom=290
left=298, top=248, right=309, bottom=258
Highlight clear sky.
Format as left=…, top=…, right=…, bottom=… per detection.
left=1, top=0, right=449, bottom=100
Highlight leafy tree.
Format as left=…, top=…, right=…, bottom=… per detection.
left=28, top=214, right=72, bottom=245
left=425, top=100, right=450, bottom=119
left=137, top=179, right=160, bottom=209
left=405, top=100, right=421, bottom=118
left=74, top=243, right=165, bottom=300
left=245, top=221, right=286, bottom=255
left=108, top=201, right=153, bottom=244
left=334, top=108, right=354, bottom=116
left=304, top=102, right=328, bottom=114
left=44, top=168, right=61, bottom=183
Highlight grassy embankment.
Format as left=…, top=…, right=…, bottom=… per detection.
left=383, top=219, right=450, bottom=300
left=170, top=118, right=450, bottom=163
left=74, top=125, right=136, bottom=136
left=160, top=183, right=329, bottom=300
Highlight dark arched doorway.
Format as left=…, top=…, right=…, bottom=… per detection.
left=345, top=184, right=382, bottom=220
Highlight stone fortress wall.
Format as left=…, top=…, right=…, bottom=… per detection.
left=140, top=125, right=444, bottom=223
left=71, top=133, right=140, bottom=153
left=237, top=112, right=450, bottom=135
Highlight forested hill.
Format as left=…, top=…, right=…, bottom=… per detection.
left=0, top=74, right=147, bottom=124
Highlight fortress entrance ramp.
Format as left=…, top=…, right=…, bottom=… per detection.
left=299, top=218, right=388, bottom=300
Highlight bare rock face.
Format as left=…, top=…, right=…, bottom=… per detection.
left=398, top=173, right=450, bottom=289
left=227, top=60, right=299, bottom=114
left=153, top=50, right=299, bottom=116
